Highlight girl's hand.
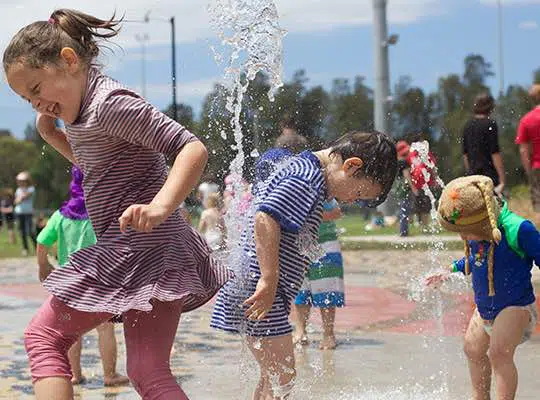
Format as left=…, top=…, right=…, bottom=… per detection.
left=36, top=113, right=57, bottom=137
left=244, top=277, right=278, bottom=320
left=119, top=202, right=170, bottom=233
left=425, top=272, right=450, bottom=289
left=39, top=263, right=54, bottom=283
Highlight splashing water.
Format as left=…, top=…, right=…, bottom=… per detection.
left=208, top=0, right=285, bottom=247
left=407, top=140, right=454, bottom=394
left=207, top=0, right=285, bottom=395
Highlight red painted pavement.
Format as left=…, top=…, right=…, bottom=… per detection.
left=2, top=282, right=540, bottom=337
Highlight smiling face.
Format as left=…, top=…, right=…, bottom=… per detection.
left=6, top=49, right=87, bottom=124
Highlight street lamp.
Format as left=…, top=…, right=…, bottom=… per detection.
left=373, top=0, right=398, bottom=136
left=135, top=33, right=149, bottom=98
left=125, top=11, right=178, bottom=121
left=497, top=0, right=505, bottom=97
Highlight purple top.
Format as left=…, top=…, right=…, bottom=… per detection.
left=59, top=166, right=88, bottom=220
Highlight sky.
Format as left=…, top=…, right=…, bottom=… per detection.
left=0, top=0, right=539, bottom=138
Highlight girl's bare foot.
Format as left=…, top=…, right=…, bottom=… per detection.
left=319, top=335, right=337, bottom=350
left=104, top=373, right=130, bottom=387
left=71, top=375, right=87, bottom=385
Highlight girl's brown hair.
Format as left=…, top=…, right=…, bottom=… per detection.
left=3, top=9, right=121, bottom=72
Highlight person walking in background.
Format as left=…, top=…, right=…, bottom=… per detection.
left=0, top=188, right=17, bottom=244
left=463, top=93, right=505, bottom=195
left=14, top=171, right=36, bottom=256
left=396, top=141, right=414, bottom=237
left=516, top=84, right=540, bottom=216
left=275, top=115, right=308, bottom=153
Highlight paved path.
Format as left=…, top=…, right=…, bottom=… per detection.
left=342, top=234, right=461, bottom=243
left=0, top=251, right=539, bottom=399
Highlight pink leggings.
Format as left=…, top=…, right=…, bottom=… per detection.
left=25, top=296, right=188, bottom=400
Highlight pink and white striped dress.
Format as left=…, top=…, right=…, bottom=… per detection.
left=43, top=67, right=231, bottom=314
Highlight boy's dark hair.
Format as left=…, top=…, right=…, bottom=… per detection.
left=3, top=9, right=121, bottom=72
left=330, top=131, right=397, bottom=205
left=472, top=93, right=495, bottom=115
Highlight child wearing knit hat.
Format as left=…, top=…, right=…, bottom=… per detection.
left=426, top=175, right=540, bottom=400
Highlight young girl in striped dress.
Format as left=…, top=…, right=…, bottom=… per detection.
left=211, top=132, right=397, bottom=399
left=293, top=198, right=344, bottom=350
left=4, top=9, right=229, bottom=399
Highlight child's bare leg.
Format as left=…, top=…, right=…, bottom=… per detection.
left=96, top=322, right=129, bottom=386
left=67, top=339, right=84, bottom=384
left=26, top=296, right=113, bottom=400
left=319, top=307, right=336, bottom=350
left=489, top=307, right=530, bottom=400
left=463, top=311, right=492, bottom=400
left=292, top=305, right=310, bottom=345
left=247, top=334, right=296, bottom=399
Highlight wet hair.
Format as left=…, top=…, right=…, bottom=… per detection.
left=472, top=93, right=495, bottom=115
left=3, top=9, right=121, bottom=72
left=330, top=131, right=397, bottom=204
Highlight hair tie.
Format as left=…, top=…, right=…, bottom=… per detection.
left=48, top=17, right=56, bottom=24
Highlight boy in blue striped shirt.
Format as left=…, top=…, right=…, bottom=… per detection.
left=211, top=131, right=397, bottom=399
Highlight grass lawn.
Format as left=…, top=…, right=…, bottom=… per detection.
left=335, top=213, right=439, bottom=237
left=0, top=228, right=26, bottom=259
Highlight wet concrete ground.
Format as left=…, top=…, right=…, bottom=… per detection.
left=0, top=250, right=539, bottom=399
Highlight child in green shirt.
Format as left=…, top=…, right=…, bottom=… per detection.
left=37, top=166, right=128, bottom=387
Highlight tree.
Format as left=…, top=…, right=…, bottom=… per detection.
left=463, top=54, right=494, bottom=88
left=0, top=136, right=40, bottom=189
left=496, top=85, right=532, bottom=185
left=534, top=68, right=540, bottom=85
left=327, top=76, right=373, bottom=140
left=163, top=103, right=197, bottom=132
left=392, top=75, right=432, bottom=138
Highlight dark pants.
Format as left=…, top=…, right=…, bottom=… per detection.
left=399, top=197, right=412, bottom=237
left=17, top=214, right=36, bottom=251
left=530, top=169, right=540, bottom=213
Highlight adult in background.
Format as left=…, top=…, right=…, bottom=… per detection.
left=516, top=84, right=540, bottom=214
left=462, top=93, right=505, bottom=195
left=275, top=115, right=308, bottom=154
left=395, top=141, right=414, bottom=237
left=0, top=188, right=16, bottom=244
left=14, top=171, right=36, bottom=256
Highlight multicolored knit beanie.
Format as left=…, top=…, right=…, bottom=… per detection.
left=438, top=175, right=502, bottom=296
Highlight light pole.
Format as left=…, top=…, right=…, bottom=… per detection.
left=497, top=0, right=505, bottom=97
left=126, top=11, right=178, bottom=121
left=372, top=0, right=398, bottom=136
left=135, top=33, right=149, bottom=98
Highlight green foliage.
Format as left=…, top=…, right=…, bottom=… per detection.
left=2, top=54, right=538, bottom=210
left=0, top=136, right=39, bottom=190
